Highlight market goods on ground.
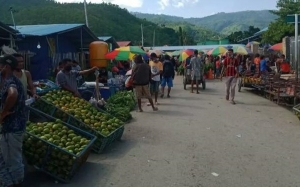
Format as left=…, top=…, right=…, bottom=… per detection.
left=104, top=91, right=135, bottom=122
left=32, top=89, right=125, bottom=153
left=242, top=77, right=262, bottom=84
left=23, top=109, right=96, bottom=182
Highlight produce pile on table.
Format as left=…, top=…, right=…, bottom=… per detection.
left=40, top=90, right=123, bottom=136
left=24, top=120, right=92, bottom=180
left=104, top=91, right=135, bottom=122
left=242, top=77, right=262, bottom=84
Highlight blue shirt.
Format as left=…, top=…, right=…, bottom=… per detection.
left=0, top=75, right=26, bottom=134
left=260, top=59, right=267, bottom=72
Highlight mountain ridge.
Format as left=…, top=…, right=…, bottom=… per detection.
left=133, top=10, right=277, bottom=35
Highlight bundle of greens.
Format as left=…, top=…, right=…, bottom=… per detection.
left=104, top=91, right=136, bottom=122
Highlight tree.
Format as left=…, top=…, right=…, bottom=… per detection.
left=227, top=26, right=260, bottom=43
left=262, top=0, right=300, bottom=44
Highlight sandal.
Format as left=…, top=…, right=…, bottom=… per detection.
left=230, top=100, right=236, bottom=105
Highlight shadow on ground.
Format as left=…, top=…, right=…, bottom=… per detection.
left=25, top=162, right=111, bottom=187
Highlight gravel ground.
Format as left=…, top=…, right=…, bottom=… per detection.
left=26, top=76, right=300, bottom=187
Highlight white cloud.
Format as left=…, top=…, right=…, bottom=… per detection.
left=158, top=0, right=198, bottom=10
left=55, top=0, right=143, bottom=8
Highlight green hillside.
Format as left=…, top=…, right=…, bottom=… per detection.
left=134, top=10, right=277, bottom=35
left=0, top=0, right=179, bottom=46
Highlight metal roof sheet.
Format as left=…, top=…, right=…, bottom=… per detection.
left=13, top=24, right=84, bottom=36
left=147, top=44, right=244, bottom=51
left=98, top=36, right=112, bottom=41
left=253, top=27, right=268, bottom=36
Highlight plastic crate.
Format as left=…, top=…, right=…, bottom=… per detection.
left=34, top=79, right=60, bottom=95
left=24, top=106, right=97, bottom=182
left=293, top=103, right=300, bottom=120
left=31, top=98, right=125, bottom=154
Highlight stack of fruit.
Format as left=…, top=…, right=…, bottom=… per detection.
left=104, top=91, right=135, bottom=122
left=38, top=90, right=124, bottom=136
left=32, top=90, right=125, bottom=153
left=242, top=77, right=262, bottom=85
left=24, top=119, right=94, bottom=181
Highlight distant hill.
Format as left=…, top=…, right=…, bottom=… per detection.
left=0, top=0, right=180, bottom=46
left=133, top=10, right=277, bottom=35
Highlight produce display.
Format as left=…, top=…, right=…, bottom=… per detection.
left=104, top=91, right=135, bottom=122
left=34, top=80, right=59, bottom=94
left=25, top=120, right=90, bottom=155
left=23, top=114, right=95, bottom=182
left=40, top=90, right=123, bottom=136
left=242, top=77, right=262, bottom=85
left=32, top=89, right=125, bottom=153
left=293, top=105, right=300, bottom=120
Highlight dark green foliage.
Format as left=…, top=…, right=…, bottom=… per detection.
left=134, top=10, right=277, bottom=36
left=0, top=0, right=179, bottom=46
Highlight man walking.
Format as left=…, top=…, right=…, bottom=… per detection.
left=161, top=55, right=174, bottom=98
left=132, top=55, right=158, bottom=112
left=190, top=50, right=202, bottom=94
left=149, top=53, right=163, bottom=104
left=221, top=49, right=239, bottom=104
left=0, top=55, right=26, bottom=187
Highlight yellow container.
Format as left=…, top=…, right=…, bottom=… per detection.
left=89, top=41, right=109, bottom=68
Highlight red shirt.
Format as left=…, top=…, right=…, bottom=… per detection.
left=216, top=60, right=220, bottom=68
left=224, top=57, right=238, bottom=76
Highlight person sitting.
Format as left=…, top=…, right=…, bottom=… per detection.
left=280, top=61, right=291, bottom=74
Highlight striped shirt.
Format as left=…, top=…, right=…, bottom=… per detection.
left=56, top=70, right=79, bottom=93
left=224, top=57, right=238, bottom=77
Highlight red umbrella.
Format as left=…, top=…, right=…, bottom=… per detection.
left=269, top=43, right=282, bottom=51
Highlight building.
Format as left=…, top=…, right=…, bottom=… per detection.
left=238, top=27, right=268, bottom=44
left=148, top=44, right=244, bottom=52
left=14, top=24, right=99, bottom=80
left=197, top=39, right=230, bottom=45
left=0, top=22, right=18, bottom=48
left=98, top=36, right=119, bottom=50
left=116, top=41, right=132, bottom=47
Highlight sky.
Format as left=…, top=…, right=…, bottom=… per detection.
left=56, top=0, right=278, bottom=18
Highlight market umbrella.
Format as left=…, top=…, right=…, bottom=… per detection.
left=148, top=50, right=164, bottom=56
left=171, top=50, right=182, bottom=56
left=233, top=46, right=251, bottom=55
left=105, top=46, right=146, bottom=60
left=178, top=49, right=194, bottom=61
left=207, top=46, right=227, bottom=56
left=246, top=41, right=260, bottom=47
left=269, top=43, right=282, bottom=51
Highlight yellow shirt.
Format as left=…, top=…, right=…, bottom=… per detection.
left=149, top=60, right=163, bottom=81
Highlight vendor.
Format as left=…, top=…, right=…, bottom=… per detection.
left=12, top=53, right=38, bottom=99
left=98, top=68, right=108, bottom=84
left=56, top=58, right=98, bottom=97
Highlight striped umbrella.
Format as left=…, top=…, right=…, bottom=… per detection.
left=269, top=43, right=282, bottom=51
left=171, top=50, right=182, bottom=56
left=233, top=46, right=251, bottom=55
left=246, top=41, right=260, bottom=47
left=179, top=49, right=194, bottom=61
left=105, top=46, right=146, bottom=60
left=207, top=46, right=227, bottom=56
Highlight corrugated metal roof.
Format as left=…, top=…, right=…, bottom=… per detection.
left=117, top=41, right=132, bottom=47
left=98, top=36, right=112, bottom=41
left=253, top=27, right=268, bottom=36
left=147, top=44, right=244, bottom=51
left=13, top=24, right=84, bottom=36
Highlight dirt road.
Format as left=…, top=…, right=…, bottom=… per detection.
left=27, top=77, right=300, bottom=187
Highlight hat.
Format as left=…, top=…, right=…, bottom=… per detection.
left=0, top=54, right=18, bottom=68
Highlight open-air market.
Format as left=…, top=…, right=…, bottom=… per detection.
left=1, top=0, right=300, bottom=187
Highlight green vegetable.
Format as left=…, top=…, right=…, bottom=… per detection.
left=105, top=91, right=136, bottom=121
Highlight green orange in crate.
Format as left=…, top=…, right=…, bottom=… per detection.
left=31, top=89, right=125, bottom=153
left=24, top=107, right=96, bottom=182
